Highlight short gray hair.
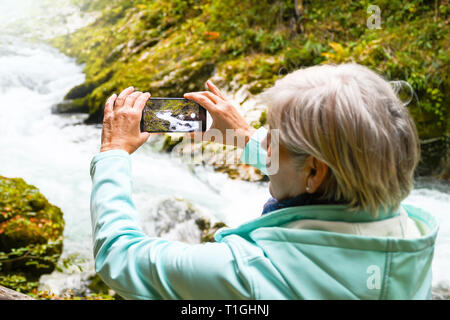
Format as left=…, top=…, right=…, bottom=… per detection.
left=263, top=63, right=420, bottom=217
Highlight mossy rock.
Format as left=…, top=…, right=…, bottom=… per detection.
left=417, top=136, right=450, bottom=178
left=0, top=176, right=65, bottom=293
left=52, top=0, right=448, bottom=177
left=53, top=98, right=89, bottom=114
left=64, top=82, right=98, bottom=100
left=161, top=133, right=185, bottom=152
left=195, top=218, right=227, bottom=243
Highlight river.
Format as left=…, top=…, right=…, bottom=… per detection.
left=0, top=0, right=449, bottom=298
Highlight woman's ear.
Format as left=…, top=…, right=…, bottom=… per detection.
left=305, top=156, right=328, bottom=194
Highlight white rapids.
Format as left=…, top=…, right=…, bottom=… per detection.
left=0, top=0, right=448, bottom=297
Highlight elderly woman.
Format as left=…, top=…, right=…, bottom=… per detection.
left=91, top=63, right=438, bottom=300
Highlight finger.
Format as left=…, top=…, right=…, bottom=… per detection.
left=134, top=92, right=151, bottom=113
left=201, top=91, right=222, bottom=104
left=207, top=80, right=226, bottom=100
left=115, top=86, right=134, bottom=109
left=186, top=91, right=219, bottom=104
left=184, top=92, right=218, bottom=113
left=124, top=91, right=143, bottom=109
left=104, top=94, right=117, bottom=115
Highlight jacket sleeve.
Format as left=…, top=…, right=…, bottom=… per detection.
left=89, top=150, right=252, bottom=300
left=240, top=127, right=268, bottom=175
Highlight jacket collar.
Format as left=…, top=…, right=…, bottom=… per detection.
left=261, top=193, right=345, bottom=215
left=215, top=204, right=399, bottom=241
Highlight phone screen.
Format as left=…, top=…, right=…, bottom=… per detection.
left=140, top=98, right=207, bottom=133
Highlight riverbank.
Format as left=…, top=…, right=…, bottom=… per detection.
left=0, top=0, right=448, bottom=300
left=51, top=0, right=449, bottom=177
left=0, top=31, right=271, bottom=301
left=0, top=176, right=64, bottom=295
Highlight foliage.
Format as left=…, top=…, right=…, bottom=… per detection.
left=0, top=176, right=65, bottom=294
left=30, top=289, right=116, bottom=300
left=52, top=0, right=449, bottom=174
left=195, top=218, right=227, bottom=243
left=0, top=274, right=39, bottom=294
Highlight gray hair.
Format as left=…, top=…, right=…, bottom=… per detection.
left=262, top=63, right=420, bottom=217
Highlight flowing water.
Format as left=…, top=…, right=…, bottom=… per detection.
left=0, top=0, right=449, bottom=298
left=155, top=111, right=201, bottom=132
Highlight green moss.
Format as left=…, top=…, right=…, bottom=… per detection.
left=52, top=0, right=448, bottom=175
left=0, top=176, right=65, bottom=294
left=54, top=97, right=90, bottom=114
left=161, top=134, right=185, bottom=152
left=195, top=218, right=227, bottom=243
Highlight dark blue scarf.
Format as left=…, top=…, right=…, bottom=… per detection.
left=262, top=193, right=340, bottom=215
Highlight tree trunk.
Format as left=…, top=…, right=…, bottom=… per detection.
left=292, top=0, right=304, bottom=34
left=434, top=0, right=441, bottom=22
left=0, top=285, right=35, bottom=300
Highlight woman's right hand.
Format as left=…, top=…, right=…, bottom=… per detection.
left=184, top=81, right=255, bottom=148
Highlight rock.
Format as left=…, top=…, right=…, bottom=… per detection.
left=173, top=139, right=267, bottom=182
left=195, top=219, right=227, bottom=243
left=0, top=176, right=65, bottom=294
left=151, top=61, right=216, bottom=97
left=432, top=283, right=450, bottom=300
left=417, top=136, right=450, bottom=179
left=38, top=270, right=94, bottom=298
left=64, top=82, right=97, bottom=100
left=87, top=273, right=115, bottom=297
left=0, top=284, right=34, bottom=300
left=147, top=133, right=185, bottom=153
left=161, top=134, right=185, bottom=152
left=51, top=0, right=448, bottom=179
left=213, top=162, right=267, bottom=182
left=141, top=197, right=225, bottom=245
left=52, top=98, right=89, bottom=114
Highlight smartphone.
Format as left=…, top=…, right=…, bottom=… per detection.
left=140, top=98, right=207, bottom=133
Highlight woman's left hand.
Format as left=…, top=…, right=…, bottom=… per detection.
left=100, top=87, right=151, bottom=154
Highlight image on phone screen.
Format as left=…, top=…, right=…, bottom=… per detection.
left=141, top=98, right=207, bottom=133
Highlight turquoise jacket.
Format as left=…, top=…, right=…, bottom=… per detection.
left=90, top=128, right=439, bottom=300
